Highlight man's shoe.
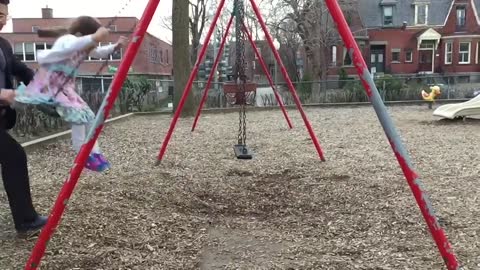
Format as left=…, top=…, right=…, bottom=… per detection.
left=16, top=215, right=48, bottom=237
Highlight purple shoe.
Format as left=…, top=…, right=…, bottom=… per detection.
left=93, top=153, right=111, bottom=171
left=85, top=154, right=103, bottom=172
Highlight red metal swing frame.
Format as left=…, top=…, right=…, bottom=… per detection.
left=23, top=1, right=462, bottom=269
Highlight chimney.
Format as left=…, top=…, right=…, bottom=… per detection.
left=41, top=6, right=53, bottom=19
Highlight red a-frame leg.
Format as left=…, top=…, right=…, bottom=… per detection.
left=23, top=0, right=161, bottom=269
left=242, top=22, right=293, bottom=129
left=323, top=0, right=461, bottom=269
left=247, top=0, right=325, bottom=161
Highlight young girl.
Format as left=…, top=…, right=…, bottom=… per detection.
left=10, top=16, right=128, bottom=172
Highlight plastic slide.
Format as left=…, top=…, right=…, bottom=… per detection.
left=433, top=94, right=480, bottom=119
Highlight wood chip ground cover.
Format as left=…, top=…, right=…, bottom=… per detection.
left=0, top=105, right=478, bottom=269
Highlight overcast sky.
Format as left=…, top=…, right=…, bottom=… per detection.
left=0, top=0, right=173, bottom=43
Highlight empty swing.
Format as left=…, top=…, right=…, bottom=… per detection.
left=222, top=0, right=257, bottom=159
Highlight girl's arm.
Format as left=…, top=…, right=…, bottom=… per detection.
left=89, top=36, right=128, bottom=59
left=89, top=43, right=118, bottom=59
left=60, top=34, right=97, bottom=52
left=37, top=34, right=97, bottom=64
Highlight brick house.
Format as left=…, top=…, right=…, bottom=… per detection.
left=1, top=7, right=173, bottom=79
left=328, top=0, right=480, bottom=82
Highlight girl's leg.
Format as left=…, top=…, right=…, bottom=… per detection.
left=71, top=124, right=85, bottom=153
left=71, top=123, right=107, bottom=172
left=71, top=123, right=101, bottom=154
left=84, top=122, right=102, bottom=154
left=84, top=121, right=111, bottom=170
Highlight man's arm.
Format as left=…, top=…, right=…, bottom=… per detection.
left=11, top=56, right=34, bottom=85
left=0, top=37, right=34, bottom=85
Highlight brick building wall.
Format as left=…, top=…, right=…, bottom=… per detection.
left=1, top=10, right=172, bottom=78
left=439, top=0, right=480, bottom=74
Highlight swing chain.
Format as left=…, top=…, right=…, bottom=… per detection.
left=235, top=0, right=248, bottom=146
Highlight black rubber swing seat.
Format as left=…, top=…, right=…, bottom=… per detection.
left=234, top=144, right=253, bottom=159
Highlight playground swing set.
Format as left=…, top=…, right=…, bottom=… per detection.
left=21, top=0, right=464, bottom=269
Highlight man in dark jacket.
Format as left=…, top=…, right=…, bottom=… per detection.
left=0, top=0, right=47, bottom=235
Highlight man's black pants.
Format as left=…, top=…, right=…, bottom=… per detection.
left=0, top=128, right=37, bottom=230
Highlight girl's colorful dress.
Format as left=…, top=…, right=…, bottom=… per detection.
left=14, top=34, right=116, bottom=124
left=14, top=34, right=117, bottom=172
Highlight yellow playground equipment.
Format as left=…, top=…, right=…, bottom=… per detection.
left=421, top=85, right=441, bottom=109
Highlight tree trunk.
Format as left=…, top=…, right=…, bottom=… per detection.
left=172, top=0, right=195, bottom=116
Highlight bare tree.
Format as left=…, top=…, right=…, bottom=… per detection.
left=172, top=0, right=195, bottom=116
left=276, top=18, right=303, bottom=81
left=278, top=0, right=356, bottom=81
left=189, top=0, right=210, bottom=64
left=160, top=0, right=212, bottom=64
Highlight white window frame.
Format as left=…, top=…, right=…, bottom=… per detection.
left=391, top=48, right=401, bottom=63
left=383, top=6, right=393, bottom=26
left=414, top=4, right=429, bottom=25
left=459, top=42, right=471, bottom=64
left=405, top=50, right=413, bottom=63
left=14, top=42, right=50, bottom=62
left=331, top=45, right=337, bottom=66
left=456, top=6, right=466, bottom=27
left=445, top=42, right=453, bottom=65
left=477, top=42, right=480, bottom=64
left=343, top=46, right=352, bottom=66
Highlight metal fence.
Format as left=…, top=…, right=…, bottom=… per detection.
left=185, top=74, right=480, bottom=108
left=11, top=76, right=171, bottom=142
left=11, top=74, right=480, bottom=141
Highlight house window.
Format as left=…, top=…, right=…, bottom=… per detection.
left=109, top=25, right=117, bottom=32
left=477, top=42, right=480, bottom=64
left=419, top=40, right=435, bottom=50
left=13, top=43, right=23, bottom=61
left=149, top=45, right=161, bottom=64
left=13, top=42, right=36, bottom=61
left=456, top=6, right=466, bottom=28
left=415, top=4, right=428, bottom=25
left=383, top=6, right=393, bottom=26
left=343, top=47, right=352, bottom=66
left=109, top=41, right=122, bottom=60
left=358, top=41, right=366, bottom=57
left=24, top=43, right=35, bottom=61
left=32, top=26, right=39, bottom=33
left=445, top=42, right=453, bottom=64
left=391, top=48, right=400, bottom=62
left=112, top=47, right=122, bottom=60
left=331, top=45, right=337, bottom=65
left=405, top=50, right=413, bottom=62
left=166, top=49, right=169, bottom=64
left=35, top=43, right=45, bottom=54
left=459, top=42, right=470, bottom=64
